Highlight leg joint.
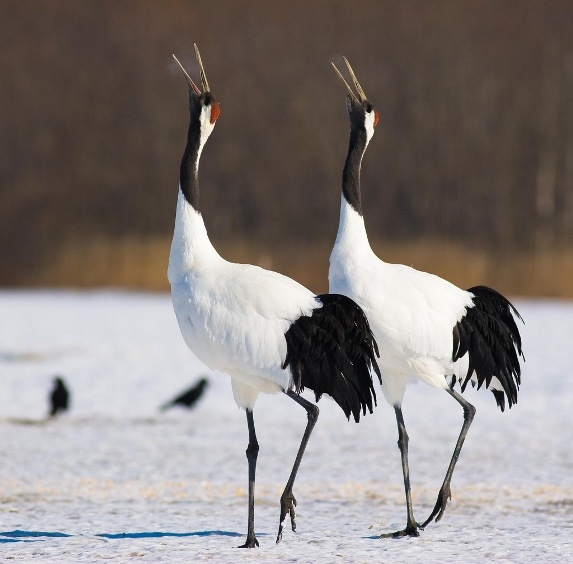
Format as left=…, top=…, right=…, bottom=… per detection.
left=307, top=404, right=319, bottom=424
left=464, top=402, right=476, bottom=421
left=397, top=425, right=409, bottom=450
left=246, top=439, right=259, bottom=457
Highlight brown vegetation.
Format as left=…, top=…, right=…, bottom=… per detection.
left=35, top=236, right=573, bottom=299
left=2, top=1, right=573, bottom=296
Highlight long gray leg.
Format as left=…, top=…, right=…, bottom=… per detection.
left=380, top=405, right=421, bottom=538
left=276, top=390, right=319, bottom=544
left=420, top=387, right=476, bottom=528
left=239, top=409, right=259, bottom=548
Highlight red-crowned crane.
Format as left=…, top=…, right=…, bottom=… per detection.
left=168, top=46, right=381, bottom=548
left=328, top=58, right=524, bottom=538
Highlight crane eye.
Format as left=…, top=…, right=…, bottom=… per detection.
left=366, top=105, right=379, bottom=128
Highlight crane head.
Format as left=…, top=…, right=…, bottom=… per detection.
left=173, top=44, right=221, bottom=125
left=331, top=57, right=378, bottom=132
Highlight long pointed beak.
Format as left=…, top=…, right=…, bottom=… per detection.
left=331, top=57, right=368, bottom=102
left=172, top=54, right=201, bottom=95
left=194, top=43, right=211, bottom=92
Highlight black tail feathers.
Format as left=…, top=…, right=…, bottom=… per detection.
left=453, top=285, right=524, bottom=411
left=283, top=294, right=381, bottom=422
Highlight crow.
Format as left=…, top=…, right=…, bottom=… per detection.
left=50, top=376, right=70, bottom=417
left=160, top=378, right=209, bottom=411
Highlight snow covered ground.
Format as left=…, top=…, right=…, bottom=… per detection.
left=0, top=290, right=571, bottom=562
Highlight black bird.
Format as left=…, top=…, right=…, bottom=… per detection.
left=160, top=378, right=209, bottom=411
left=49, top=376, right=69, bottom=417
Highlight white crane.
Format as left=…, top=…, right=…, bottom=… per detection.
left=328, top=58, right=524, bottom=538
left=168, top=46, right=381, bottom=548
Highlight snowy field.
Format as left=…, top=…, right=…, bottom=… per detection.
left=0, top=290, right=571, bottom=563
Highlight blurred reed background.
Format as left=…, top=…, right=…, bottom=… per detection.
left=1, top=0, right=572, bottom=296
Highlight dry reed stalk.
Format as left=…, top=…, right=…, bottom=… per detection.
left=26, top=237, right=573, bottom=298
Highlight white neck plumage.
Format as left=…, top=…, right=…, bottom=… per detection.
left=334, top=195, right=372, bottom=253
left=168, top=107, right=221, bottom=281
left=168, top=190, right=220, bottom=282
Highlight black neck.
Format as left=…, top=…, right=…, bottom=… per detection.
left=342, top=127, right=367, bottom=215
left=179, top=119, right=201, bottom=210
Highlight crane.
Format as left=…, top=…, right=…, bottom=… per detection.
left=329, top=57, right=524, bottom=538
left=168, top=46, right=381, bottom=548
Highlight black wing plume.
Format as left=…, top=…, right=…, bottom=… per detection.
left=453, top=285, right=524, bottom=411
left=283, top=294, right=381, bottom=423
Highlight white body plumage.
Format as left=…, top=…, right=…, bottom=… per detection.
left=330, top=199, right=474, bottom=406
left=169, top=194, right=317, bottom=410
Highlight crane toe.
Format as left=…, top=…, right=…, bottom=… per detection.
left=276, top=490, right=297, bottom=543
left=379, top=523, right=421, bottom=539
left=420, top=483, right=452, bottom=528
left=238, top=535, right=259, bottom=548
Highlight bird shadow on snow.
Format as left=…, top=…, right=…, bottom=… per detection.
left=0, top=530, right=72, bottom=543
left=0, top=529, right=247, bottom=543
left=95, top=530, right=245, bottom=540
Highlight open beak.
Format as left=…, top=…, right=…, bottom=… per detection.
left=331, top=57, right=368, bottom=103
left=173, top=43, right=212, bottom=94
left=193, top=43, right=211, bottom=92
